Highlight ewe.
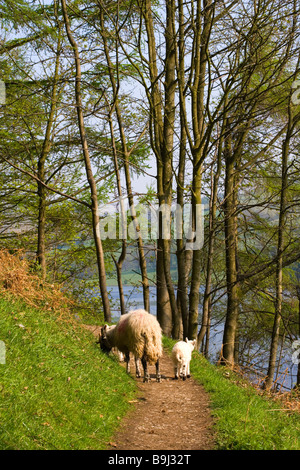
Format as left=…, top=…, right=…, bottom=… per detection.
left=99, top=309, right=163, bottom=383
left=100, top=323, right=141, bottom=377
left=171, top=338, right=196, bottom=380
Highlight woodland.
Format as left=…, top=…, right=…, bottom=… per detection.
left=1, top=0, right=300, bottom=391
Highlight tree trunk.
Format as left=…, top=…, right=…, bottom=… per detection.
left=221, top=135, right=239, bottom=366
left=188, top=164, right=203, bottom=340
left=162, top=0, right=180, bottom=338
left=61, top=0, right=111, bottom=322
left=37, top=176, right=47, bottom=281
left=176, top=0, right=188, bottom=339
left=296, top=286, right=300, bottom=388
left=107, top=109, right=127, bottom=316
left=198, top=140, right=222, bottom=348
left=188, top=0, right=213, bottom=340
left=203, top=296, right=211, bottom=358
left=264, top=108, right=292, bottom=389
left=142, top=0, right=172, bottom=333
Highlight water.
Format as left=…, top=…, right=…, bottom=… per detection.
left=108, top=284, right=157, bottom=321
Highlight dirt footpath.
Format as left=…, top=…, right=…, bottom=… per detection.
left=108, top=351, right=216, bottom=451
left=85, top=324, right=215, bottom=450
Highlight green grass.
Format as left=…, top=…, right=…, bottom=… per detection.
left=0, top=295, right=137, bottom=450
left=163, top=336, right=300, bottom=450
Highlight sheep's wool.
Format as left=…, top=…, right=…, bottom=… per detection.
left=113, top=309, right=163, bottom=364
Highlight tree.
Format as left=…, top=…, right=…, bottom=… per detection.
left=265, top=66, right=300, bottom=388
left=61, top=0, right=111, bottom=321
left=36, top=4, right=63, bottom=280
left=98, top=1, right=150, bottom=313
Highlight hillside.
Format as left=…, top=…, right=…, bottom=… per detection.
left=0, top=295, right=137, bottom=450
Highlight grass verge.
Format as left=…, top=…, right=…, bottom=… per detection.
left=0, top=295, right=137, bottom=450
left=163, top=336, right=300, bottom=450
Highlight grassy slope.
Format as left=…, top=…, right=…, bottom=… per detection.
left=0, top=296, right=137, bottom=450
left=163, top=337, right=300, bottom=450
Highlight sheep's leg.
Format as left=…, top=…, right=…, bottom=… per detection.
left=118, top=351, right=124, bottom=362
left=125, top=352, right=130, bottom=374
left=155, top=359, right=161, bottom=383
left=174, top=365, right=179, bottom=380
left=141, top=356, right=150, bottom=383
left=135, top=357, right=141, bottom=378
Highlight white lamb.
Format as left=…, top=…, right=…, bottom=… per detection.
left=171, top=338, right=196, bottom=380
left=99, top=309, right=163, bottom=382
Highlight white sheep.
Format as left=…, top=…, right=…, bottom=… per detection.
left=171, top=338, right=196, bottom=380
left=99, top=309, right=163, bottom=382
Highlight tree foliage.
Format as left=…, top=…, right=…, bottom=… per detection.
left=1, top=0, right=300, bottom=388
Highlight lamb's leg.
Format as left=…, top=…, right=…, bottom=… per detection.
left=141, top=356, right=150, bottom=383
left=174, top=365, right=179, bottom=380
left=135, top=357, right=141, bottom=378
left=187, top=361, right=191, bottom=378
left=125, top=352, right=130, bottom=374
left=155, top=359, right=161, bottom=383
left=182, top=363, right=187, bottom=380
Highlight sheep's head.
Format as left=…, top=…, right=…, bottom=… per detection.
left=98, top=324, right=114, bottom=353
